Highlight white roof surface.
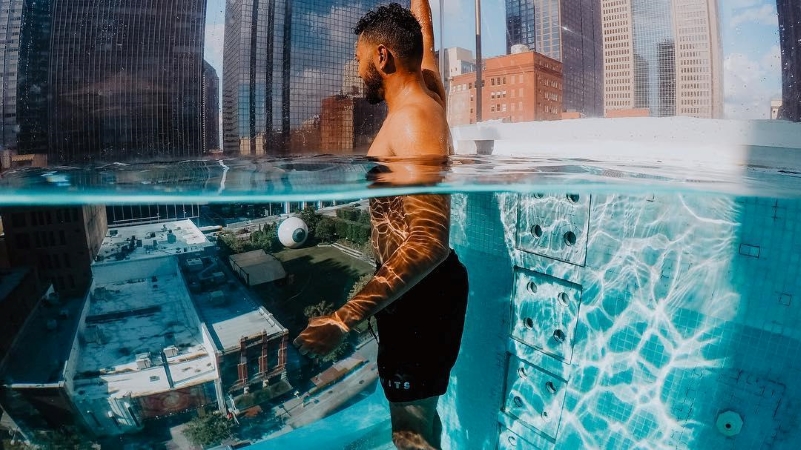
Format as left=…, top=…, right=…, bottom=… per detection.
left=96, top=219, right=212, bottom=264
left=73, top=258, right=215, bottom=399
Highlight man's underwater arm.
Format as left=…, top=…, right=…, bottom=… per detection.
left=333, top=194, right=450, bottom=329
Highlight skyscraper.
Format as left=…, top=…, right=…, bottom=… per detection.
left=16, top=0, right=52, bottom=155
left=47, top=0, right=207, bottom=163
left=505, top=0, right=604, bottom=117
left=202, top=61, right=221, bottom=153
left=601, top=0, right=723, bottom=118
left=0, top=0, right=25, bottom=149
left=777, top=0, right=799, bottom=122
left=505, top=0, right=536, bottom=55
left=672, top=0, right=722, bottom=118
left=222, top=0, right=407, bottom=156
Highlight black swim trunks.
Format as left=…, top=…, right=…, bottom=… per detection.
left=374, top=250, right=469, bottom=403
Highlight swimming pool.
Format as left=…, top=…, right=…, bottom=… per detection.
left=1, top=118, right=800, bottom=449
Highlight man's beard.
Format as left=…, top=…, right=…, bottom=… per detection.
left=363, top=62, right=384, bottom=105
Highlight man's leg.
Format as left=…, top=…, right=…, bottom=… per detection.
left=389, top=396, right=442, bottom=450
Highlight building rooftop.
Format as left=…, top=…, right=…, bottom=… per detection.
left=229, top=250, right=287, bottom=285
left=72, top=257, right=215, bottom=400
left=95, top=219, right=212, bottom=264
left=1, top=287, right=86, bottom=385
left=178, top=251, right=287, bottom=353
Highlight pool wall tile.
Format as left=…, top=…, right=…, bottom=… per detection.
left=448, top=193, right=801, bottom=449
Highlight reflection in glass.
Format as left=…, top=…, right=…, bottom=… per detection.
left=504, top=0, right=603, bottom=117
left=222, top=0, right=408, bottom=157
left=48, top=0, right=208, bottom=163
left=777, top=0, right=800, bottom=122
left=602, top=0, right=723, bottom=119
left=0, top=0, right=800, bottom=448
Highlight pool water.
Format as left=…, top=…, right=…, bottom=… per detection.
left=1, top=153, right=801, bottom=449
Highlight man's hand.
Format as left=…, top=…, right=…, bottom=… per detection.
left=293, top=314, right=350, bottom=358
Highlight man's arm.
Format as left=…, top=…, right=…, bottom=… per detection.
left=292, top=193, right=450, bottom=356
left=411, top=0, right=447, bottom=108
left=334, top=194, right=450, bottom=329
left=335, top=110, right=451, bottom=326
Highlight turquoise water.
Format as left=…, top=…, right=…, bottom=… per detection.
left=2, top=154, right=801, bottom=204
left=2, top=154, right=801, bottom=449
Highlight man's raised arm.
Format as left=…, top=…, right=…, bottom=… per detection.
left=411, top=0, right=447, bottom=107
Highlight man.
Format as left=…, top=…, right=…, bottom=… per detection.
left=293, top=2, right=468, bottom=449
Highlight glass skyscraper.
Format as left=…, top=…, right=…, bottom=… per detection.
left=202, top=60, right=220, bottom=153
left=222, top=0, right=406, bottom=156
left=47, top=0, right=207, bottom=163
left=505, top=0, right=604, bottom=117
left=0, top=0, right=23, bottom=149
left=16, top=0, right=51, bottom=155
left=777, top=0, right=800, bottom=122
left=602, top=0, right=722, bottom=118
left=505, top=0, right=536, bottom=56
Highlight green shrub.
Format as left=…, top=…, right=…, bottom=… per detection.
left=315, top=217, right=337, bottom=243
left=184, top=412, right=234, bottom=447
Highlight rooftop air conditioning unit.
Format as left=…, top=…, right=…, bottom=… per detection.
left=163, top=346, right=179, bottom=357
left=135, top=353, right=152, bottom=369
left=209, top=290, right=226, bottom=306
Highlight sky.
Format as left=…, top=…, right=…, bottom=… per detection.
left=204, top=0, right=783, bottom=120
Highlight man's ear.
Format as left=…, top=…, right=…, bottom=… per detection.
left=376, top=44, right=396, bottom=74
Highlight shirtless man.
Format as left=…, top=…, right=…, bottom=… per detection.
left=293, top=2, right=468, bottom=449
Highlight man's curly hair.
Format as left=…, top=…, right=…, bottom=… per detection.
left=354, top=3, right=423, bottom=66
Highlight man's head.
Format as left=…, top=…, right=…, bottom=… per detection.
left=354, top=3, right=423, bottom=104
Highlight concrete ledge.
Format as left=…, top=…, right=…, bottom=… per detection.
left=451, top=118, right=801, bottom=172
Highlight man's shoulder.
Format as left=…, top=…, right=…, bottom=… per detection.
left=390, top=95, right=446, bottom=125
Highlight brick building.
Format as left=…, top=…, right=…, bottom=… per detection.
left=448, top=51, right=563, bottom=125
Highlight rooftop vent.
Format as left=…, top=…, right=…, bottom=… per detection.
left=511, top=44, right=529, bottom=54
left=135, top=353, right=152, bottom=369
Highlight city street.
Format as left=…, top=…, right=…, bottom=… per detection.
left=263, top=338, right=379, bottom=439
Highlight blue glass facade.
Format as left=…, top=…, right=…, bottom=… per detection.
left=47, top=0, right=208, bottom=163
left=630, top=0, right=674, bottom=116
left=505, top=0, right=603, bottom=117
left=560, top=0, right=603, bottom=117
left=222, top=0, right=404, bottom=156
left=505, top=0, right=536, bottom=54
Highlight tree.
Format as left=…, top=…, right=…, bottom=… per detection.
left=251, top=223, right=279, bottom=252
left=33, top=426, right=97, bottom=450
left=304, top=300, right=335, bottom=318
left=358, top=211, right=371, bottom=226
left=315, top=218, right=337, bottom=243
left=299, top=206, right=322, bottom=240
left=264, top=223, right=279, bottom=251
left=218, top=231, right=243, bottom=254
left=184, top=412, right=234, bottom=447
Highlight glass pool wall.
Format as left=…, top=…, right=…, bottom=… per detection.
left=257, top=190, right=801, bottom=449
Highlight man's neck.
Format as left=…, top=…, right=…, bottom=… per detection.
left=383, top=71, right=425, bottom=111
